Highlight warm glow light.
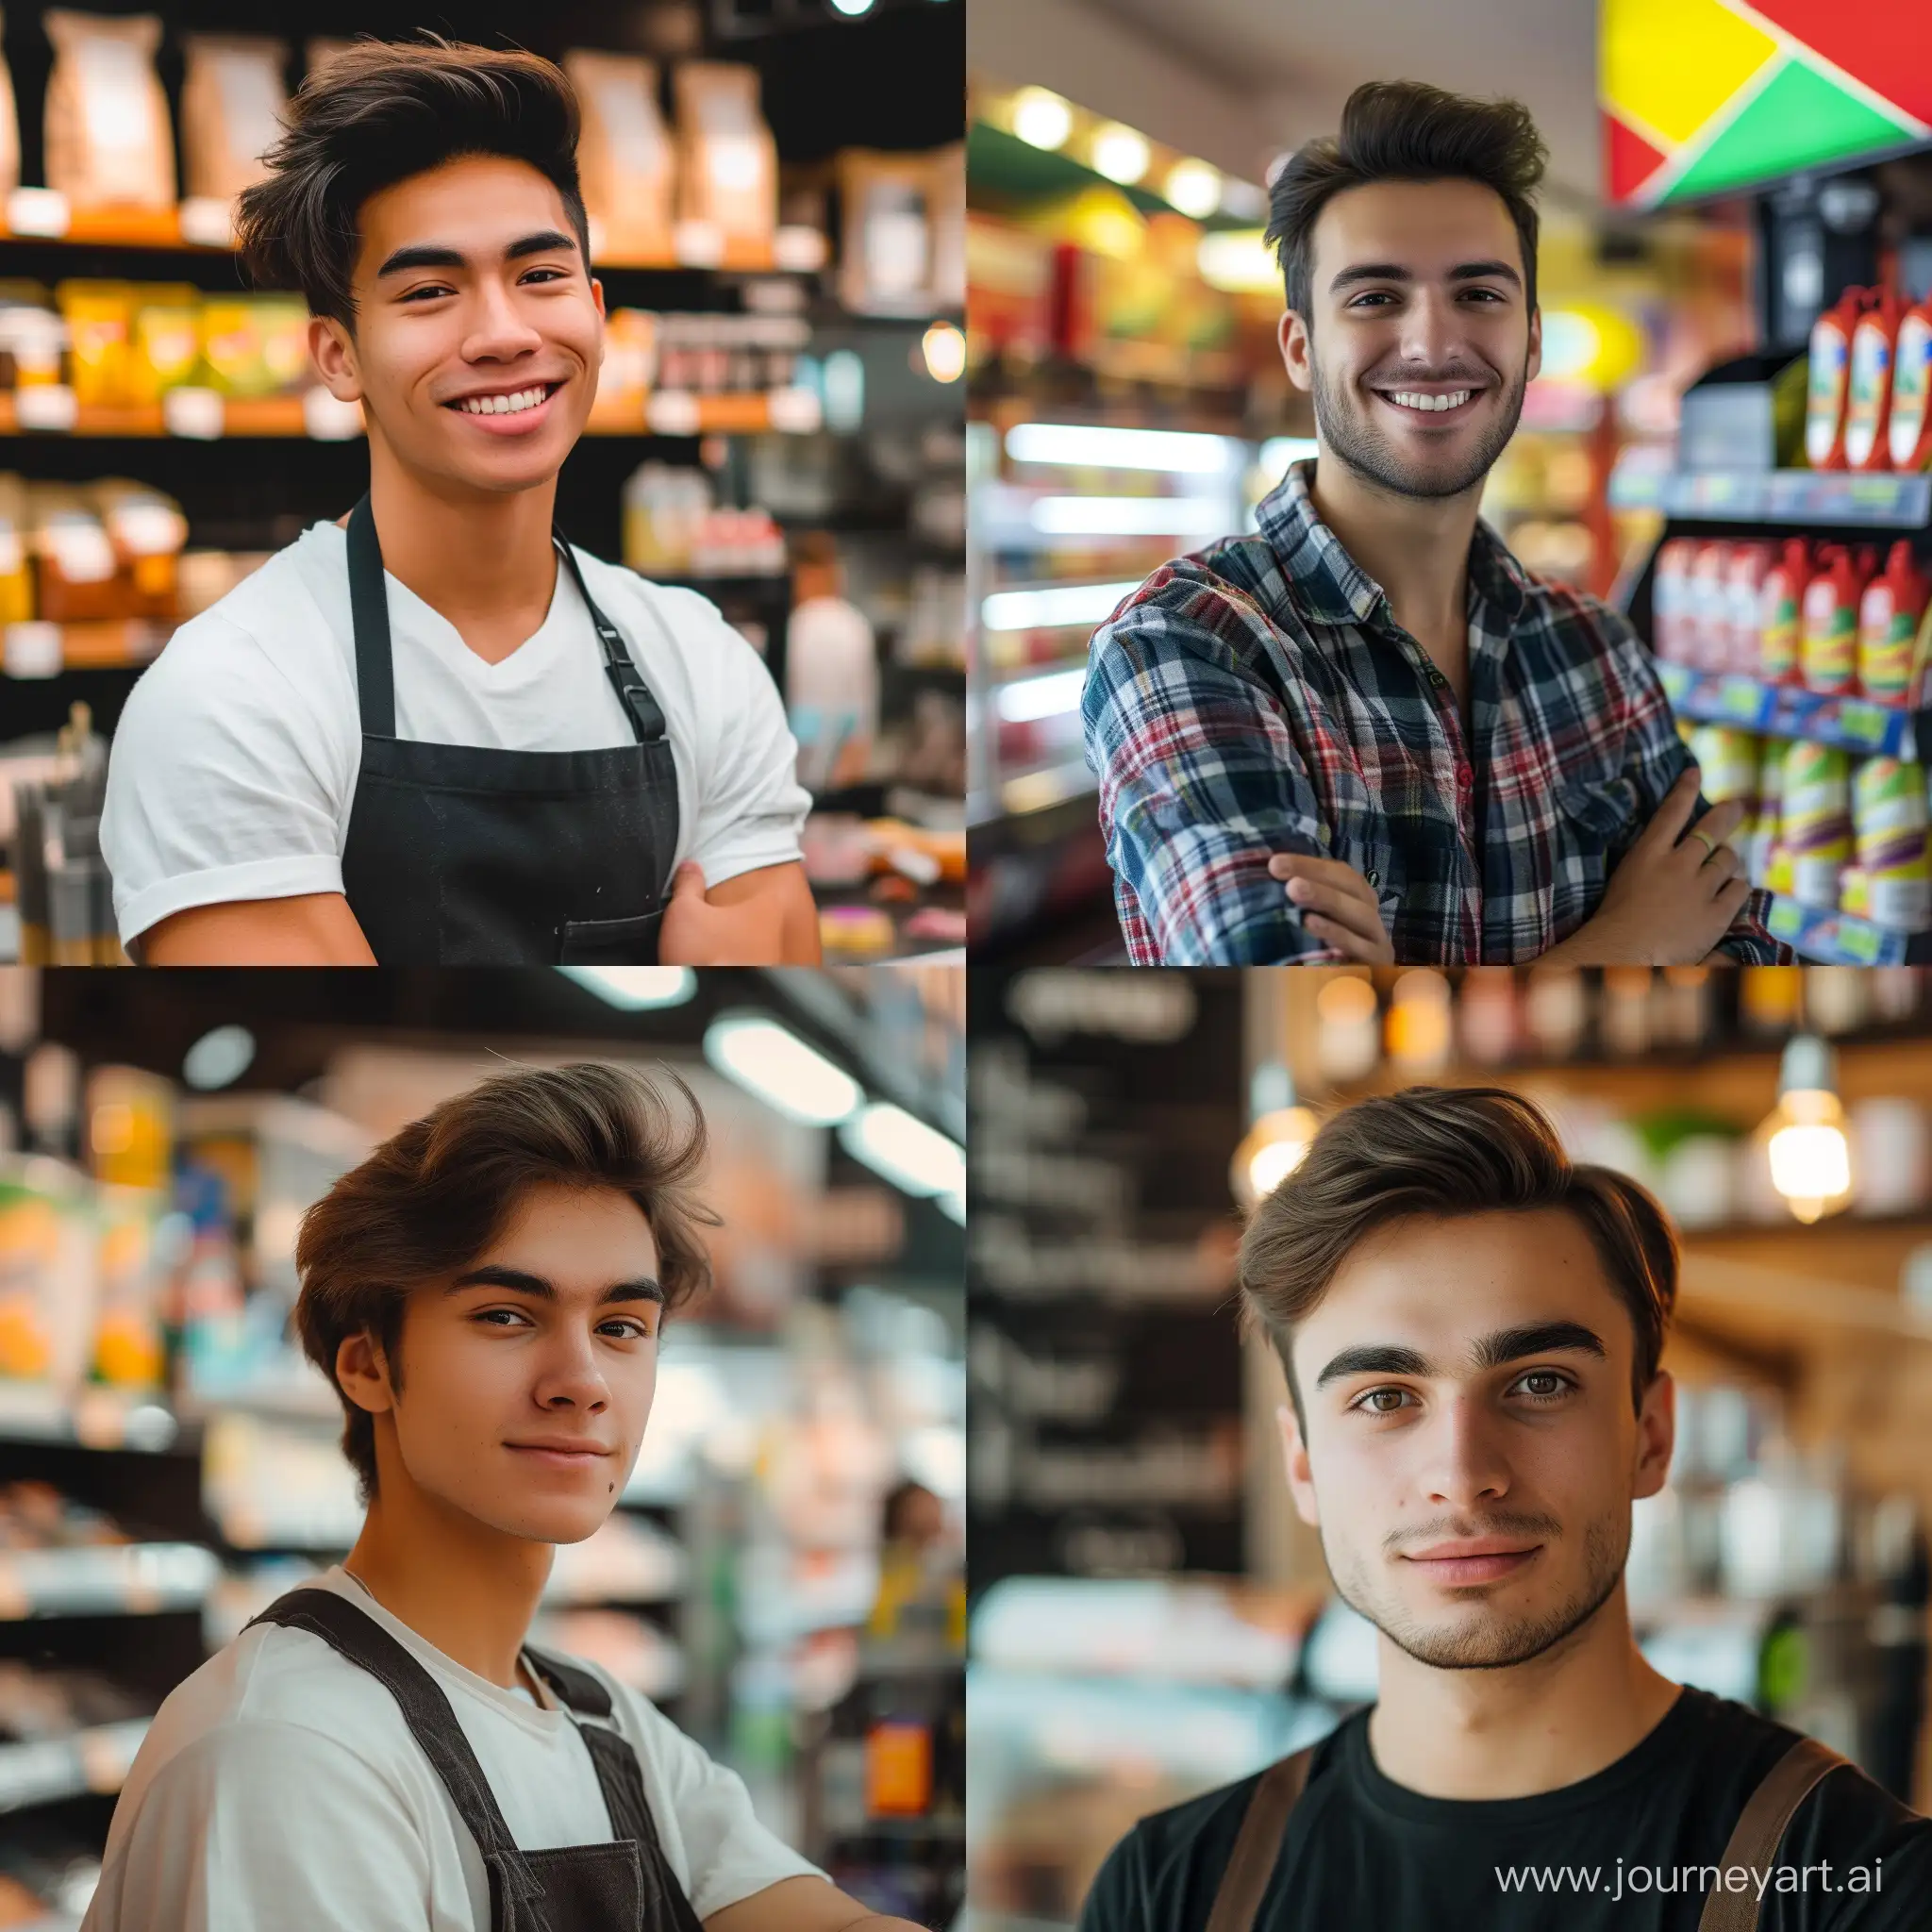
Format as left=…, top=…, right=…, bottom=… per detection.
left=1012, top=88, right=1074, bottom=152
left=1232, top=1106, right=1320, bottom=1208
left=1164, top=158, right=1222, bottom=219
left=1758, top=1036, right=1854, bottom=1222
left=1768, top=1119, right=1851, bottom=1208
left=921, top=320, right=966, bottom=382
left=1196, top=228, right=1279, bottom=293
left=1091, top=124, right=1151, bottom=185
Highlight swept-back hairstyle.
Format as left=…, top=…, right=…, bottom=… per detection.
left=234, top=35, right=591, bottom=329
left=1239, top=1086, right=1676, bottom=1431
left=1265, top=79, right=1548, bottom=325
left=295, top=1062, right=716, bottom=1499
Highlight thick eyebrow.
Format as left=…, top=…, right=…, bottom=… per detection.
left=375, top=229, right=579, bottom=280
left=1328, top=258, right=1523, bottom=295
left=1314, top=1320, right=1607, bottom=1391
left=447, top=1265, right=663, bottom=1306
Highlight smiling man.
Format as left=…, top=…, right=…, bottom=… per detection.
left=85, top=1062, right=918, bottom=1932
left=1080, top=1086, right=1931, bottom=1931
left=101, top=38, right=817, bottom=966
left=1081, top=79, right=1784, bottom=968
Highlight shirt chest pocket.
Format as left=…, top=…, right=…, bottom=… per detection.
left=1549, top=768, right=1640, bottom=938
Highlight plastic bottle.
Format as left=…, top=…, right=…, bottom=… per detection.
left=1852, top=756, right=1932, bottom=930
left=1724, top=542, right=1771, bottom=675
left=1757, top=538, right=1810, bottom=683
left=1783, top=741, right=1854, bottom=909
left=1806, top=288, right=1868, bottom=470
left=1800, top=545, right=1868, bottom=693
left=1857, top=541, right=1932, bottom=702
left=1690, top=541, right=1732, bottom=671
left=1748, top=734, right=1784, bottom=889
left=1845, top=287, right=1904, bottom=470
left=1653, top=538, right=1694, bottom=663
left=1890, top=292, right=1932, bottom=472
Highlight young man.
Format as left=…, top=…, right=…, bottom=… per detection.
left=85, top=1063, right=917, bottom=1932
left=1080, top=1087, right=1930, bottom=1930
left=100, top=40, right=818, bottom=967
left=1080, top=79, right=1784, bottom=968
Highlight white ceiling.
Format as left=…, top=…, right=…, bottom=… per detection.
left=972, top=0, right=1606, bottom=208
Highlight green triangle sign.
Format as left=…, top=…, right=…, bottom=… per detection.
left=1663, top=56, right=1913, bottom=204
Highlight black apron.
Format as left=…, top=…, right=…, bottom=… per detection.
left=249, top=1588, right=706, bottom=1932
left=336, top=493, right=681, bottom=964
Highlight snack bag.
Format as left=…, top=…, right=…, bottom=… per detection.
left=42, top=9, right=176, bottom=210
left=563, top=51, right=675, bottom=260
left=180, top=36, right=290, bottom=204
left=674, top=63, right=776, bottom=244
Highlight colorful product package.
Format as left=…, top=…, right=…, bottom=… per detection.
left=180, top=35, right=289, bottom=205
left=42, top=9, right=176, bottom=211
left=1891, top=295, right=1932, bottom=472
left=1805, top=288, right=1866, bottom=470
left=127, top=285, right=202, bottom=402
left=1724, top=542, right=1771, bottom=676
left=1800, top=545, right=1867, bottom=695
left=563, top=51, right=675, bottom=260
left=1782, top=741, right=1854, bottom=910
left=839, top=151, right=941, bottom=317
left=55, top=280, right=136, bottom=406
left=198, top=294, right=308, bottom=396
left=1844, top=288, right=1903, bottom=471
left=1652, top=538, right=1693, bottom=662
left=92, top=476, right=186, bottom=621
left=1757, top=540, right=1808, bottom=683
left=674, top=63, right=776, bottom=245
left=1851, top=757, right=1932, bottom=931
left=29, top=483, right=121, bottom=622
left=0, top=472, right=32, bottom=625
left=1688, top=724, right=1758, bottom=806
left=1857, top=541, right=1931, bottom=704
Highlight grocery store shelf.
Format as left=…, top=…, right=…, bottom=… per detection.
left=999, top=758, right=1096, bottom=817
left=1761, top=890, right=1932, bottom=966
left=1680, top=1254, right=1932, bottom=1351
left=0, top=1719, right=149, bottom=1815
left=1658, top=662, right=1927, bottom=759
left=1658, top=471, right=1932, bottom=528
left=0, top=1544, right=220, bottom=1620
left=0, top=1385, right=183, bottom=1453
left=4, top=620, right=167, bottom=678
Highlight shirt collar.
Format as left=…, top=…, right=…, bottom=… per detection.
left=1257, top=457, right=1531, bottom=634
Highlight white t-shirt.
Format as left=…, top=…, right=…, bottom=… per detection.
left=82, top=1566, right=823, bottom=1931
left=100, top=523, right=811, bottom=946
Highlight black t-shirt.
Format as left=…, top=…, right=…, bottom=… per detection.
left=1078, top=1688, right=1932, bottom=1931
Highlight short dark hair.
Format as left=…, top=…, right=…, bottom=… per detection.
left=1265, top=80, right=1547, bottom=325
left=234, top=35, right=591, bottom=331
left=1239, top=1086, right=1675, bottom=1434
left=295, top=1063, right=717, bottom=1500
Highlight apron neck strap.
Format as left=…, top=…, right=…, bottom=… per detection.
left=345, top=493, right=397, bottom=740
left=553, top=537, right=668, bottom=747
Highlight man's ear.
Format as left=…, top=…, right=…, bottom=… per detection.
left=1277, top=1401, right=1322, bottom=1528
left=1278, top=309, right=1313, bottom=393
left=336, top=1330, right=395, bottom=1416
left=1631, top=1368, right=1674, bottom=1502
left=1524, top=304, right=1542, bottom=388
left=309, top=314, right=361, bottom=403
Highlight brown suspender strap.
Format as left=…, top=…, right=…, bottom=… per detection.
left=1203, top=1745, right=1317, bottom=1932
left=1696, top=1737, right=1850, bottom=1932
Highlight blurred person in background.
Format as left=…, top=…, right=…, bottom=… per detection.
left=1080, top=81, right=1783, bottom=972
left=1080, top=1086, right=1930, bottom=1931
left=84, top=1062, right=918, bottom=1932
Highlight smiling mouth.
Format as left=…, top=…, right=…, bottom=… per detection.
left=1373, top=385, right=1483, bottom=419
left=445, top=379, right=564, bottom=417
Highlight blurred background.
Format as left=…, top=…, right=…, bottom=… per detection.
left=0, top=963, right=964, bottom=1930
left=967, top=962, right=1932, bottom=1931
left=0, top=0, right=967, bottom=969
left=964, top=0, right=1932, bottom=967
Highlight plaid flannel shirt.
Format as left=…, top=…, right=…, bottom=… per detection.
left=1081, top=460, right=1785, bottom=966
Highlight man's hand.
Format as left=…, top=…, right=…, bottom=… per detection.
left=1542, top=767, right=1751, bottom=966
left=659, top=860, right=821, bottom=965
left=1263, top=853, right=1393, bottom=962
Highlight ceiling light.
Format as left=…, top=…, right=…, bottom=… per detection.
left=1029, top=495, right=1230, bottom=536
left=995, top=667, right=1086, bottom=723
left=921, top=320, right=966, bottom=383
left=841, top=1102, right=966, bottom=1199
left=182, top=1024, right=256, bottom=1091
left=704, top=1013, right=861, bottom=1126
left=980, top=581, right=1142, bottom=631
left=558, top=967, right=696, bottom=1009
left=1012, top=89, right=1074, bottom=152
left=1758, top=1036, right=1852, bottom=1223
left=1005, top=422, right=1235, bottom=473
left=1231, top=1106, right=1320, bottom=1208
left=1091, top=124, right=1151, bottom=186
left=1164, top=158, right=1222, bottom=219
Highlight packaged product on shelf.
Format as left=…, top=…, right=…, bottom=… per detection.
left=0, top=283, right=66, bottom=389
left=587, top=307, right=655, bottom=429
left=1688, top=540, right=1729, bottom=672
left=1892, top=292, right=1932, bottom=472
left=623, top=461, right=709, bottom=575
left=1746, top=734, right=1784, bottom=888
left=789, top=584, right=880, bottom=792
left=1688, top=724, right=1757, bottom=806
left=56, top=280, right=135, bottom=407
left=92, top=476, right=186, bottom=621
left=1805, top=288, right=1866, bottom=470
left=90, top=1188, right=164, bottom=1386
left=563, top=51, right=675, bottom=260
left=1850, top=757, right=1932, bottom=931
left=1652, top=537, right=1692, bottom=662
left=179, top=35, right=289, bottom=204
left=198, top=294, right=308, bottom=396
left=0, top=1162, right=94, bottom=1385
left=674, top=63, right=776, bottom=245
left=1800, top=544, right=1866, bottom=694
left=839, top=152, right=940, bottom=317
left=1757, top=538, right=1808, bottom=683
left=1723, top=542, right=1771, bottom=675
left=0, top=6, right=18, bottom=201
left=1857, top=541, right=1930, bottom=704
left=0, top=471, right=31, bottom=624
left=1844, top=288, right=1903, bottom=472
left=126, top=285, right=201, bottom=403
left=42, top=9, right=176, bottom=212
left=28, top=485, right=119, bottom=622
left=1782, top=740, right=1853, bottom=909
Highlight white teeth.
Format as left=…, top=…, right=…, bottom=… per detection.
left=458, top=385, right=549, bottom=416
left=1388, top=389, right=1472, bottom=412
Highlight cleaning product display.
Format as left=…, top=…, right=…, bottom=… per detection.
left=0, top=965, right=966, bottom=1929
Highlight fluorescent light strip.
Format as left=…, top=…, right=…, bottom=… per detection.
left=996, top=668, right=1086, bottom=724
left=703, top=1013, right=861, bottom=1126
left=981, top=581, right=1141, bottom=631
left=840, top=1102, right=966, bottom=1200
left=1259, top=437, right=1321, bottom=477
left=558, top=967, right=696, bottom=1009
left=1029, top=495, right=1229, bottom=537
left=1005, top=422, right=1235, bottom=474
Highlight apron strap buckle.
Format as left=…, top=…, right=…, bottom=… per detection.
left=606, top=668, right=668, bottom=744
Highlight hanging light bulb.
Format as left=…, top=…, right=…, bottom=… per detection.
left=1758, top=1035, right=1853, bottom=1224
left=1233, top=1062, right=1320, bottom=1209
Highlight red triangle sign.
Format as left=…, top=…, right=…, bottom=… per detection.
left=1605, top=110, right=1669, bottom=206
left=1747, top=2, right=1932, bottom=127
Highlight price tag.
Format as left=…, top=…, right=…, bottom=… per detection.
left=162, top=386, right=225, bottom=440
left=178, top=196, right=236, bottom=248
left=303, top=387, right=365, bottom=441
left=5, top=186, right=70, bottom=237
left=646, top=391, right=702, bottom=436
left=3, top=622, right=63, bottom=678
left=774, top=225, right=828, bottom=273
left=1840, top=918, right=1886, bottom=964
left=1834, top=699, right=1892, bottom=749
left=14, top=384, right=78, bottom=432
left=673, top=220, right=725, bottom=268
left=769, top=386, right=823, bottom=434
left=1718, top=677, right=1766, bottom=725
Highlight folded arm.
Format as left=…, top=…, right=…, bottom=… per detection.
left=706, top=1875, right=921, bottom=1932
left=138, top=892, right=378, bottom=965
